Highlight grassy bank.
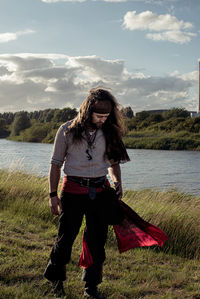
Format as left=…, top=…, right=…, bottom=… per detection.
left=0, top=169, right=200, bottom=298
left=4, top=108, right=200, bottom=151
left=8, top=126, right=200, bottom=151
left=123, top=111, right=200, bottom=151
left=123, top=130, right=200, bottom=151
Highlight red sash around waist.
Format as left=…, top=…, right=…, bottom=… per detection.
left=61, top=176, right=110, bottom=194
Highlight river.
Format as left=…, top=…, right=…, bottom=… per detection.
left=0, top=139, right=200, bottom=195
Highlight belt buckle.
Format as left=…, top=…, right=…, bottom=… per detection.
left=81, top=178, right=90, bottom=187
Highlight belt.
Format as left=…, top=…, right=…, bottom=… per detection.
left=67, top=176, right=106, bottom=188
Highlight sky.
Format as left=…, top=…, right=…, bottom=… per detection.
left=0, top=0, right=199, bottom=113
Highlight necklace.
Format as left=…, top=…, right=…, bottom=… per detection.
left=88, top=130, right=95, bottom=136
left=85, top=129, right=97, bottom=160
left=86, top=129, right=96, bottom=145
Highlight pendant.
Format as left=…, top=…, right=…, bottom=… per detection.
left=88, top=130, right=96, bottom=136
left=86, top=149, right=92, bottom=160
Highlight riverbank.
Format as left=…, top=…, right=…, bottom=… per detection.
left=6, top=129, right=200, bottom=151
left=2, top=108, right=200, bottom=151
left=124, top=130, right=200, bottom=151
left=6, top=126, right=200, bottom=151
left=0, top=169, right=200, bottom=298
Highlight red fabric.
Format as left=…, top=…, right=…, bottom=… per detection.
left=78, top=233, right=93, bottom=269
left=114, top=221, right=167, bottom=253
left=62, top=176, right=168, bottom=268
left=78, top=200, right=168, bottom=268
left=114, top=201, right=168, bottom=253
left=62, top=176, right=109, bottom=194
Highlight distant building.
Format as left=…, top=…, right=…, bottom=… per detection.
left=199, top=60, right=200, bottom=113
left=190, top=111, right=200, bottom=118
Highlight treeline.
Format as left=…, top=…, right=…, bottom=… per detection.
left=0, top=106, right=133, bottom=143
left=124, top=108, right=200, bottom=151
left=125, top=108, right=200, bottom=134
left=1, top=106, right=200, bottom=150
left=0, top=107, right=78, bottom=142
left=0, top=107, right=78, bottom=126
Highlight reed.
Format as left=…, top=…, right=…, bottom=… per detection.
left=0, top=169, right=200, bottom=298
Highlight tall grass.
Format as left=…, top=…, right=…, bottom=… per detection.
left=1, top=169, right=200, bottom=298
left=122, top=189, right=200, bottom=259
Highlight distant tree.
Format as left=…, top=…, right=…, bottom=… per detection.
left=0, top=112, right=14, bottom=125
left=22, top=123, right=50, bottom=142
left=135, top=111, right=150, bottom=121
left=53, top=108, right=78, bottom=123
left=11, top=111, right=31, bottom=136
left=29, top=110, right=40, bottom=120
left=29, top=108, right=77, bottom=123
left=47, top=110, right=56, bottom=122
left=37, top=109, right=53, bottom=123
left=147, top=113, right=163, bottom=123
left=0, top=118, right=6, bottom=129
left=121, top=106, right=134, bottom=118
left=163, top=108, right=190, bottom=119
left=41, top=109, right=56, bottom=122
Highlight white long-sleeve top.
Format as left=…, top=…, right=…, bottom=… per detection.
left=51, top=121, right=111, bottom=178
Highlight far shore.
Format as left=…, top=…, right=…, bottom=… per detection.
left=5, top=134, right=200, bottom=151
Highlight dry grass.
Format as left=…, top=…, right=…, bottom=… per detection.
left=0, top=169, right=200, bottom=298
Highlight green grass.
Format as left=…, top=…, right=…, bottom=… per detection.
left=0, top=169, right=200, bottom=298
left=123, top=130, right=200, bottom=150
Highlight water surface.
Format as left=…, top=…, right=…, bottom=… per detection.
left=1, top=139, right=200, bottom=195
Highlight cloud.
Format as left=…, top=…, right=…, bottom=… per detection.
left=123, top=11, right=192, bottom=31
left=0, top=65, right=11, bottom=76
left=173, top=70, right=198, bottom=82
left=0, top=53, right=198, bottom=113
left=42, top=0, right=86, bottom=2
left=0, top=30, right=35, bottom=43
left=147, top=30, right=196, bottom=44
left=123, top=10, right=196, bottom=44
left=104, top=0, right=127, bottom=2
left=42, top=0, right=179, bottom=2
left=67, top=56, right=125, bottom=82
left=41, top=0, right=133, bottom=2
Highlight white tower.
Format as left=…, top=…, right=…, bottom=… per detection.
left=199, top=60, right=200, bottom=113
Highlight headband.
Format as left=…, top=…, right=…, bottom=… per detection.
left=92, top=100, right=112, bottom=114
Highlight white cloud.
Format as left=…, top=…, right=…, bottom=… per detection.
left=0, top=30, right=35, bottom=43
left=41, top=0, right=135, bottom=2
left=104, top=0, right=127, bottom=2
left=67, top=55, right=125, bottom=82
left=42, top=0, right=85, bottom=2
left=123, top=10, right=195, bottom=44
left=147, top=30, right=196, bottom=44
left=42, top=0, right=179, bottom=2
left=123, top=11, right=192, bottom=31
left=170, top=70, right=198, bottom=82
left=178, top=70, right=198, bottom=82
left=0, top=53, right=198, bottom=113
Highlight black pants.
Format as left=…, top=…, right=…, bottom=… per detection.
left=44, top=190, right=108, bottom=284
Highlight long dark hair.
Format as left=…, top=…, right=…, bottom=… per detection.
left=66, top=87, right=130, bottom=163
